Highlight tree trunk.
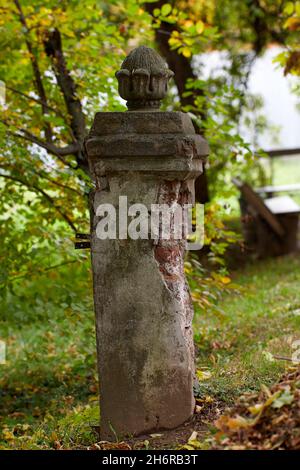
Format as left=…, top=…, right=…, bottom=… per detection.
left=145, top=1, right=209, bottom=203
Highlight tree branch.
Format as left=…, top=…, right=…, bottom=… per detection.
left=5, top=85, right=78, bottom=143
left=19, top=128, right=80, bottom=157
left=0, top=163, right=82, bottom=196
left=0, top=173, right=77, bottom=232
left=5, top=85, right=65, bottom=119
left=13, top=0, right=53, bottom=143
left=145, top=0, right=209, bottom=203
left=0, top=259, right=80, bottom=287
left=32, top=170, right=83, bottom=195
left=1, top=118, right=80, bottom=165
left=43, top=28, right=88, bottom=172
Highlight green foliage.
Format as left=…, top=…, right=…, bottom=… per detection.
left=185, top=255, right=239, bottom=316
left=0, top=0, right=152, bottom=291
left=183, top=74, right=267, bottom=266
left=1, top=404, right=99, bottom=450
left=148, top=1, right=277, bottom=267
left=153, top=1, right=217, bottom=57
left=1, top=0, right=291, bottom=286
left=185, top=77, right=266, bottom=198
left=274, top=1, right=300, bottom=75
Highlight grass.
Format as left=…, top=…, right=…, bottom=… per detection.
left=0, top=259, right=99, bottom=449
left=194, top=255, right=300, bottom=402
left=0, top=254, right=300, bottom=449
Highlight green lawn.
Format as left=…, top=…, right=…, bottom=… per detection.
left=194, top=255, right=300, bottom=402
left=0, top=254, right=300, bottom=449
left=0, top=260, right=99, bottom=449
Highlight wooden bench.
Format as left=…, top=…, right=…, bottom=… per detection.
left=233, top=178, right=300, bottom=257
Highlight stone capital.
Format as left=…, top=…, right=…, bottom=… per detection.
left=86, top=111, right=208, bottom=182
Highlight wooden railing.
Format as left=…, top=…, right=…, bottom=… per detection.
left=265, top=147, right=300, bottom=158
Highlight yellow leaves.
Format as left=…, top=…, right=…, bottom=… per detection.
left=183, top=20, right=194, bottom=29
left=180, top=16, right=206, bottom=36
left=211, top=271, right=231, bottom=285
left=260, top=383, right=272, bottom=398
left=216, top=414, right=252, bottom=432
left=184, top=260, right=192, bottom=274
left=19, top=58, right=29, bottom=65
left=183, top=37, right=194, bottom=46
left=195, top=395, right=214, bottom=415
left=39, top=18, right=52, bottom=28
left=167, top=12, right=207, bottom=56
left=216, top=385, right=293, bottom=439
left=88, top=395, right=98, bottom=402
left=246, top=389, right=281, bottom=419
left=284, top=51, right=300, bottom=75
left=2, top=428, right=15, bottom=441
left=1, top=423, right=31, bottom=444
left=14, top=423, right=31, bottom=435
left=200, top=395, right=214, bottom=404
left=37, top=7, right=53, bottom=17
left=50, top=431, right=59, bottom=442
left=196, top=368, right=212, bottom=381
left=171, top=30, right=180, bottom=37
left=283, top=1, right=300, bottom=32
left=284, top=1, right=295, bottom=16
left=195, top=20, right=205, bottom=34
left=284, top=16, right=300, bottom=31
left=274, top=46, right=300, bottom=75
left=248, top=403, right=264, bottom=415
left=169, top=36, right=181, bottom=49
left=220, top=276, right=231, bottom=284
left=181, top=47, right=192, bottom=58
left=180, top=431, right=203, bottom=450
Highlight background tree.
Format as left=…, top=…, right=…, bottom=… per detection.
left=0, top=0, right=150, bottom=288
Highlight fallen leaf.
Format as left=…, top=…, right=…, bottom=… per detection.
left=272, top=388, right=294, bottom=409
left=195, top=405, right=203, bottom=413
left=248, top=403, right=264, bottom=415
left=196, top=369, right=212, bottom=381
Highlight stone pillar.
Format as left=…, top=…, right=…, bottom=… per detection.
left=86, top=46, right=208, bottom=439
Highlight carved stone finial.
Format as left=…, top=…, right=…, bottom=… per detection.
left=115, top=46, right=174, bottom=111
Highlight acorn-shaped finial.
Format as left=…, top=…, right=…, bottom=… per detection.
left=115, top=46, right=174, bottom=111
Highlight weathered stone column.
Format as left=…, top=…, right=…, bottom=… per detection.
left=86, top=46, right=208, bottom=439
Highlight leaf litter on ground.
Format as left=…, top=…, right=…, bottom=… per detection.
left=213, top=366, right=300, bottom=450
